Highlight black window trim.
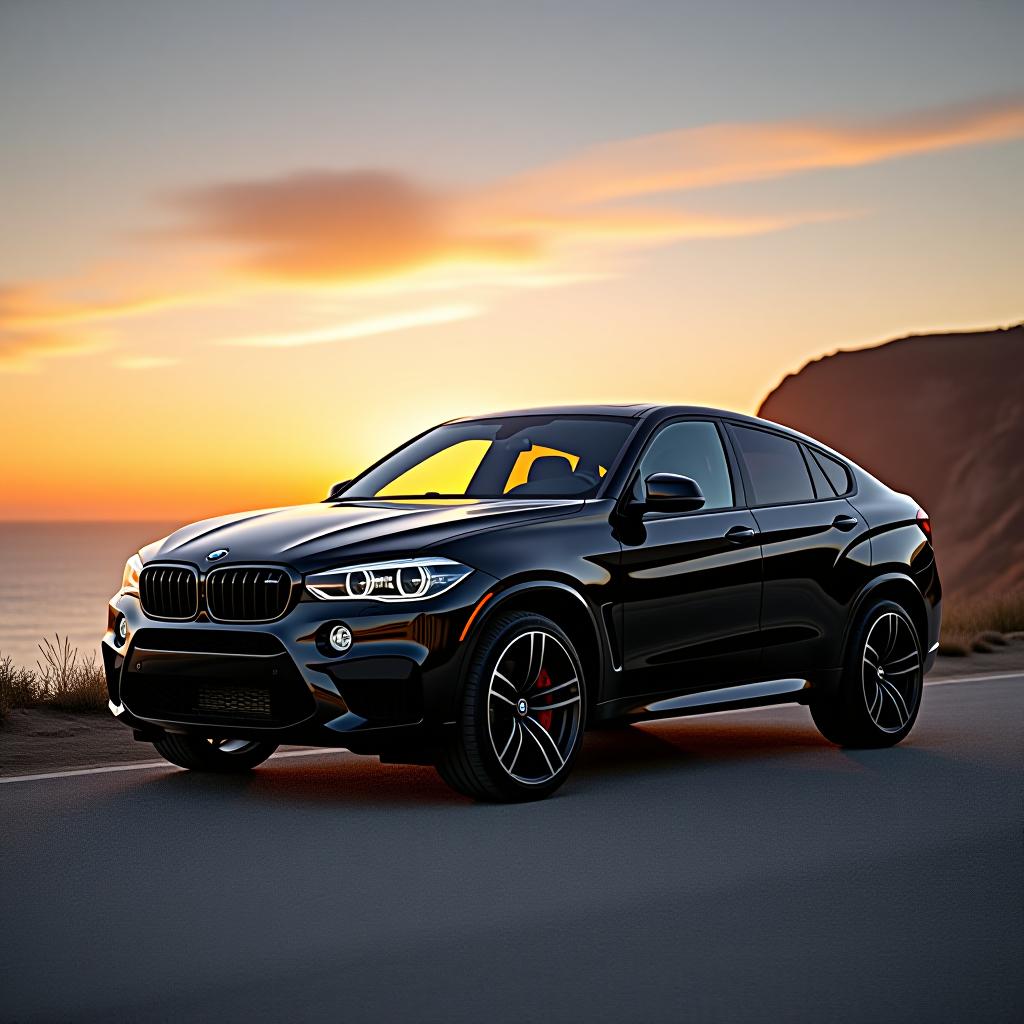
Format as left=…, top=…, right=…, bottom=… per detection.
left=804, top=443, right=854, bottom=499
left=619, top=415, right=746, bottom=520
left=799, top=441, right=835, bottom=500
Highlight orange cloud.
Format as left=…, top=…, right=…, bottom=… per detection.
left=3, top=95, right=1022, bottom=371
left=169, top=171, right=535, bottom=282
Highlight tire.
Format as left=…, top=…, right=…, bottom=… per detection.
left=811, top=599, right=924, bottom=748
left=435, top=612, right=588, bottom=801
left=152, top=734, right=279, bottom=773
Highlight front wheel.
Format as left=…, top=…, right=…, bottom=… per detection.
left=811, top=599, right=923, bottom=748
left=436, top=612, right=587, bottom=801
left=152, top=734, right=279, bottom=773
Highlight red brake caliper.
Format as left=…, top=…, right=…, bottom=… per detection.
left=535, top=667, right=553, bottom=731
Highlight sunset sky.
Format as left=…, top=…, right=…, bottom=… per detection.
left=1, top=0, right=1022, bottom=521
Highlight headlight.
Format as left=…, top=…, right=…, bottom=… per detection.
left=121, top=553, right=143, bottom=594
left=305, top=557, right=472, bottom=602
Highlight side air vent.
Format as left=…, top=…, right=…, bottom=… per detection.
left=138, top=565, right=199, bottom=621
left=206, top=566, right=293, bottom=623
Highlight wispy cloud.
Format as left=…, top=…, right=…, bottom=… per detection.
left=3, top=95, right=1022, bottom=370
left=498, top=95, right=1024, bottom=206
left=0, top=287, right=107, bottom=371
left=0, top=327, right=106, bottom=372
left=219, top=304, right=482, bottom=348
left=112, top=355, right=181, bottom=370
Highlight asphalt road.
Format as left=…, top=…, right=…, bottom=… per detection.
left=2, top=674, right=1021, bottom=1023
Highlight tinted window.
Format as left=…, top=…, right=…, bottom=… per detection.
left=732, top=426, right=814, bottom=505
left=635, top=421, right=733, bottom=509
left=810, top=449, right=851, bottom=496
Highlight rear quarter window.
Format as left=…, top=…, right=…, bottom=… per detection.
left=731, top=425, right=814, bottom=505
left=809, top=448, right=852, bottom=496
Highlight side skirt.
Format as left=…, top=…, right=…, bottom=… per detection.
left=598, top=678, right=812, bottom=725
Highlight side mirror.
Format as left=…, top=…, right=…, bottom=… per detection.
left=643, top=473, right=705, bottom=512
left=326, top=480, right=352, bottom=501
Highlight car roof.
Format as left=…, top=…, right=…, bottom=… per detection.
left=446, top=403, right=852, bottom=461
left=449, top=403, right=659, bottom=421
left=450, top=403, right=770, bottom=427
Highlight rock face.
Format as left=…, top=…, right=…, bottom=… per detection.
left=758, top=324, right=1024, bottom=600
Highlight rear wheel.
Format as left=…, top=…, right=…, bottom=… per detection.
left=811, top=599, right=923, bottom=747
left=152, top=734, right=278, bottom=773
left=436, top=612, right=587, bottom=801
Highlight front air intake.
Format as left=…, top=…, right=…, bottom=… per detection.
left=205, top=565, right=293, bottom=622
left=138, top=565, right=199, bottom=620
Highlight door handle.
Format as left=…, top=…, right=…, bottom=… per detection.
left=725, top=525, right=757, bottom=543
left=832, top=514, right=859, bottom=531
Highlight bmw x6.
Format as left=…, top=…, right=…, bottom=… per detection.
left=103, top=405, right=941, bottom=801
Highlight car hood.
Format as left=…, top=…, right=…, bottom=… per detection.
left=143, top=498, right=583, bottom=573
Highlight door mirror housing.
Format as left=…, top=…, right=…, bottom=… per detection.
left=326, top=480, right=352, bottom=501
left=642, top=473, right=706, bottom=512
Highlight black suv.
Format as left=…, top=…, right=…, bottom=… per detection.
left=103, top=405, right=941, bottom=801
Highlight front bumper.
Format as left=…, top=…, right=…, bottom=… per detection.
left=102, top=570, right=497, bottom=755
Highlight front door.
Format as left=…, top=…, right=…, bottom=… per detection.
left=619, top=419, right=763, bottom=699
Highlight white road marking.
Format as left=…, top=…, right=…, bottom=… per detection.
left=0, top=746, right=350, bottom=785
left=923, top=670, right=1024, bottom=686
left=1, top=671, right=1019, bottom=786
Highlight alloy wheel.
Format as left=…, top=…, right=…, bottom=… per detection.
left=487, top=630, right=583, bottom=785
left=861, top=611, right=921, bottom=733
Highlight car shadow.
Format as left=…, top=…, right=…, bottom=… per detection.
left=140, top=706, right=868, bottom=809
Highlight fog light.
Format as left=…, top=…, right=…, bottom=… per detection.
left=329, top=624, right=353, bottom=653
left=115, top=614, right=128, bottom=647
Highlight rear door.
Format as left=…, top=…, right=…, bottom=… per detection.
left=619, top=418, right=763, bottom=698
left=726, top=423, right=868, bottom=679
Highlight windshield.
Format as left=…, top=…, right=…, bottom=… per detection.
left=342, top=415, right=636, bottom=500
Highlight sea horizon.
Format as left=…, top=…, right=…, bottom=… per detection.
left=0, top=521, right=178, bottom=667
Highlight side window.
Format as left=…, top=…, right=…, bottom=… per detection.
left=731, top=426, right=814, bottom=505
left=809, top=448, right=851, bottom=496
left=635, top=421, right=733, bottom=510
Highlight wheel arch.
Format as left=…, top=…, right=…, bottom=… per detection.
left=464, top=580, right=608, bottom=712
left=843, top=573, right=929, bottom=663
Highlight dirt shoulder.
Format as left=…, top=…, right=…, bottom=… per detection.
left=0, top=708, right=159, bottom=777
left=925, top=638, right=1024, bottom=680
left=3, top=641, right=1023, bottom=779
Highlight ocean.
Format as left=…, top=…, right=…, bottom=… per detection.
left=0, top=522, right=177, bottom=668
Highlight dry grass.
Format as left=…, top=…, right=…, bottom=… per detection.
left=939, top=590, right=1024, bottom=656
left=0, top=634, right=107, bottom=723
left=0, top=655, right=37, bottom=723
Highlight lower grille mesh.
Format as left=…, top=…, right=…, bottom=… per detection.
left=197, top=686, right=272, bottom=718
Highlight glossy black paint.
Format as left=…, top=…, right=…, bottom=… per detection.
left=102, top=404, right=941, bottom=758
